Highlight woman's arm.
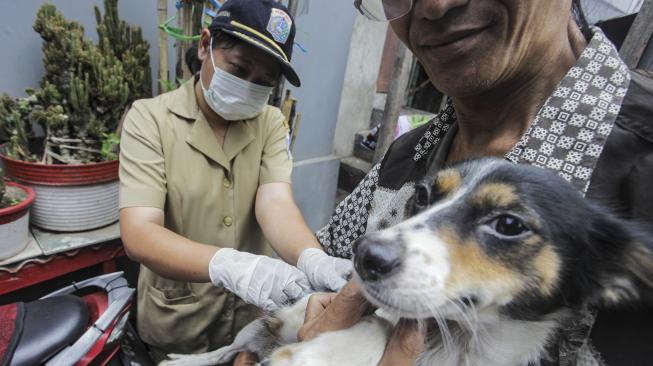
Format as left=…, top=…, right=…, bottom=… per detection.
left=120, top=206, right=310, bottom=310
left=256, top=182, right=353, bottom=292
left=255, top=182, right=322, bottom=265
left=120, top=206, right=218, bottom=282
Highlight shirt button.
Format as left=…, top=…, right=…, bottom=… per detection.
left=223, top=216, right=233, bottom=227
left=223, top=178, right=232, bottom=189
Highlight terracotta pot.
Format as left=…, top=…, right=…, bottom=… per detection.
left=0, top=181, right=35, bottom=259
left=0, top=152, right=119, bottom=232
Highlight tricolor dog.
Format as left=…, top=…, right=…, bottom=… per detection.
left=161, top=158, right=653, bottom=366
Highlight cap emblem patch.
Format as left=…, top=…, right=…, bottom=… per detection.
left=267, top=8, right=292, bottom=44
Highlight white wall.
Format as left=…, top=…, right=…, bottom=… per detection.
left=0, top=0, right=178, bottom=96
left=582, top=0, right=644, bottom=23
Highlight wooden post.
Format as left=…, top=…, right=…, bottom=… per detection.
left=157, top=0, right=169, bottom=94
left=620, top=0, right=653, bottom=68
left=373, top=42, right=412, bottom=164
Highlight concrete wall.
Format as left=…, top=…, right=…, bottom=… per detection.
left=285, top=1, right=357, bottom=230
left=332, top=15, right=388, bottom=158
left=0, top=0, right=178, bottom=96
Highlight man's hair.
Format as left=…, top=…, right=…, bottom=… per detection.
left=572, top=0, right=592, bottom=40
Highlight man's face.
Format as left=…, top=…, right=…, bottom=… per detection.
left=391, top=0, right=573, bottom=97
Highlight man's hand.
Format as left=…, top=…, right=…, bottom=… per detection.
left=298, top=280, right=424, bottom=365
left=233, top=352, right=258, bottom=365
left=378, top=319, right=425, bottom=366
left=298, top=280, right=370, bottom=341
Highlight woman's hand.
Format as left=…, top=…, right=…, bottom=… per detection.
left=297, top=248, right=352, bottom=292
left=209, top=248, right=312, bottom=311
left=298, top=280, right=370, bottom=341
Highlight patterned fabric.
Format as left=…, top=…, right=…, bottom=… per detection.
left=317, top=27, right=628, bottom=365
left=412, top=102, right=457, bottom=162
left=318, top=163, right=380, bottom=257
left=506, top=30, right=631, bottom=193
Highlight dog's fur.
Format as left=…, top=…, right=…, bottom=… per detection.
left=160, top=159, right=653, bottom=366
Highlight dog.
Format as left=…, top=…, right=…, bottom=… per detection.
left=160, top=158, right=653, bottom=366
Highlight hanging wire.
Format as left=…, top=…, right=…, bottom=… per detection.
left=161, top=0, right=308, bottom=54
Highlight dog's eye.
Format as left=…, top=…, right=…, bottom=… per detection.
left=410, top=183, right=431, bottom=215
left=493, top=215, right=529, bottom=236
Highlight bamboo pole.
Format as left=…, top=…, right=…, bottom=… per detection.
left=157, top=0, right=169, bottom=94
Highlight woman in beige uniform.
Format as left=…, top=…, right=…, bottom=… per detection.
left=118, top=0, right=349, bottom=362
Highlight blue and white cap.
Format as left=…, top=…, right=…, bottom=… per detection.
left=211, top=0, right=301, bottom=87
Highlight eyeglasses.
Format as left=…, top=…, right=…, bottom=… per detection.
left=353, top=0, right=413, bottom=21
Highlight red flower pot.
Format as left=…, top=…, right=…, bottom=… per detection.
left=0, top=153, right=119, bottom=232
left=0, top=181, right=35, bottom=259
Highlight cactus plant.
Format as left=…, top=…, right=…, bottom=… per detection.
left=0, top=0, right=151, bottom=164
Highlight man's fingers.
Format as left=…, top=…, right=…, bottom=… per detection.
left=304, top=293, right=337, bottom=322
left=233, top=351, right=258, bottom=366
left=378, top=319, right=425, bottom=366
left=395, top=319, right=425, bottom=355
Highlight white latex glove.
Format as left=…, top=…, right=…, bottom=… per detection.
left=297, top=248, right=353, bottom=292
left=209, top=248, right=311, bottom=312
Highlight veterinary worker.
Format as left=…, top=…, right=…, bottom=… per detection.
left=119, top=0, right=350, bottom=362
left=305, top=0, right=653, bottom=365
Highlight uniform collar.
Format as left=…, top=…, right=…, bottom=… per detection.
left=167, top=78, right=201, bottom=120
left=171, top=78, right=255, bottom=170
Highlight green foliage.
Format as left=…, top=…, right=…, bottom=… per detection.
left=101, top=132, right=120, bottom=161
left=0, top=0, right=151, bottom=164
left=158, top=77, right=187, bottom=93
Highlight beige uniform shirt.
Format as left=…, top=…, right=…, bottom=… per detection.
left=119, top=79, right=292, bottom=355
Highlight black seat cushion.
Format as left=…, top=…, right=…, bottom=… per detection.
left=10, top=295, right=89, bottom=366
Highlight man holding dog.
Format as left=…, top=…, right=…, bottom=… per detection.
left=306, top=0, right=653, bottom=365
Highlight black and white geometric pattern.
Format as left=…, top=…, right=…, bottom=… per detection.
left=317, top=163, right=380, bottom=258
left=413, top=101, right=456, bottom=161
left=505, top=29, right=630, bottom=194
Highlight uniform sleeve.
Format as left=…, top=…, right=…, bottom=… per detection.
left=119, top=100, right=167, bottom=209
left=259, top=108, right=293, bottom=185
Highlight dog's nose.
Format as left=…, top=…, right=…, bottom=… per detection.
left=354, top=237, right=402, bottom=282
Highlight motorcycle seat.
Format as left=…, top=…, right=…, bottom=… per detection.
left=10, top=295, right=89, bottom=366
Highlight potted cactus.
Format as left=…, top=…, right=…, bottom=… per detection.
left=0, top=0, right=151, bottom=232
left=0, top=169, right=36, bottom=259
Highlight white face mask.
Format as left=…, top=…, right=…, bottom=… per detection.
left=201, top=38, right=274, bottom=121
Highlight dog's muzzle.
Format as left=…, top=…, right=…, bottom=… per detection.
left=353, top=236, right=403, bottom=282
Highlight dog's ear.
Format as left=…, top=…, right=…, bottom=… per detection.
left=586, top=210, right=653, bottom=308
